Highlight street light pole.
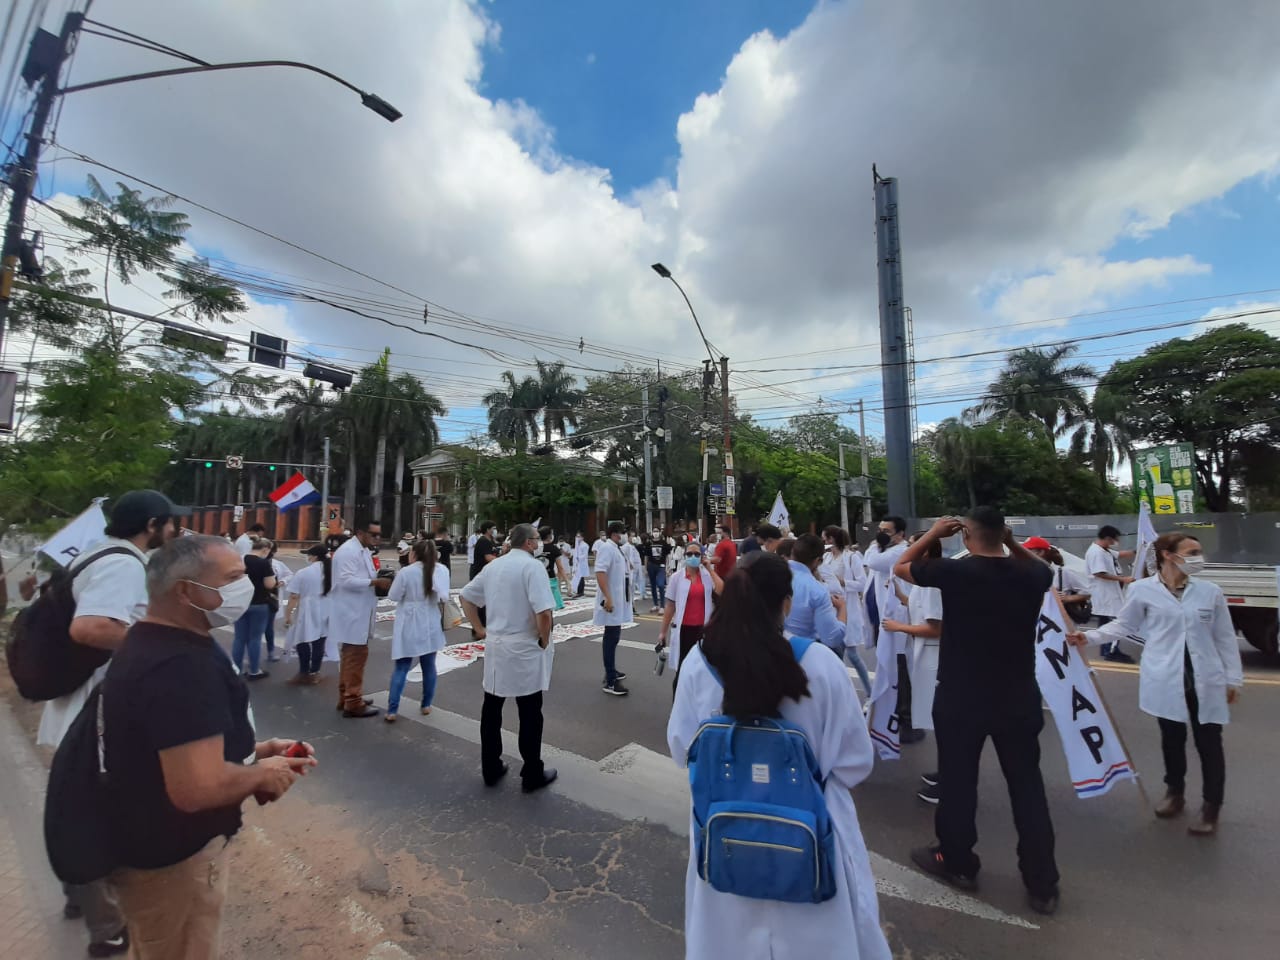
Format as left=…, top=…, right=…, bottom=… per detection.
left=641, top=383, right=654, bottom=533
left=838, top=442, right=850, bottom=532
left=720, top=355, right=735, bottom=537
left=0, top=15, right=402, bottom=352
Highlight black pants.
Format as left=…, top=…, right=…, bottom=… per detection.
left=296, top=638, right=325, bottom=674
left=671, top=624, right=705, bottom=698
left=896, top=652, right=913, bottom=728
left=934, top=694, right=1059, bottom=898
left=1158, top=658, right=1225, bottom=805
left=481, top=690, right=544, bottom=784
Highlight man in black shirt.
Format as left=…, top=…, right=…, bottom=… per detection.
left=468, top=521, right=500, bottom=635
left=105, top=536, right=316, bottom=959
left=644, top=533, right=671, bottom=612
left=894, top=507, right=1061, bottom=916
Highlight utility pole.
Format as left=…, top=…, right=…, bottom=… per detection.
left=873, top=166, right=916, bottom=519
left=698, top=359, right=711, bottom=541
left=858, top=398, right=872, bottom=526
left=720, top=355, right=735, bottom=537
left=0, top=12, right=82, bottom=354
left=321, top=435, right=331, bottom=534
left=641, top=383, right=654, bottom=533
left=838, top=443, right=849, bottom=532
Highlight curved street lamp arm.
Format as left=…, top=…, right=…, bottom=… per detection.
left=665, top=275, right=718, bottom=365
left=61, top=59, right=367, bottom=97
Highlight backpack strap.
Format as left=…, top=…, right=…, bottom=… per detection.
left=68, top=546, right=143, bottom=583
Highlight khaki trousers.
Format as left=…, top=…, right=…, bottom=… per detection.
left=338, top=642, right=370, bottom=711
left=113, top=838, right=229, bottom=960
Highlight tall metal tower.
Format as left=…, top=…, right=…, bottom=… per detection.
left=873, top=166, right=917, bottom=519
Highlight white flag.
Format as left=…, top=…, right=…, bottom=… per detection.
left=39, top=500, right=109, bottom=567
left=1132, top=501, right=1158, bottom=578
left=867, top=577, right=908, bottom=760
left=766, top=491, right=791, bottom=534
left=1034, top=591, right=1137, bottom=798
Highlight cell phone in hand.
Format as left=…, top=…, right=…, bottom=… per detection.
left=284, top=741, right=309, bottom=758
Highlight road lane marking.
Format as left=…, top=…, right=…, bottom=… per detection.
left=365, top=695, right=1037, bottom=929
left=1091, top=662, right=1280, bottom=686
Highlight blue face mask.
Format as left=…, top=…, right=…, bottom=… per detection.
left=686, top=555, right=701, bottom=568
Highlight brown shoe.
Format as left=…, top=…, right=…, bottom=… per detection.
left=1188, top=803, right=1220, bottom=836
left=287, top=674, right=310, bottom=686
left=1154, top=791, right=1185, bottom=819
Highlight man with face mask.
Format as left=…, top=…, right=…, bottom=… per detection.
left=594, top=522, right=634, bottom=696
left=36, top=489, right=186, bottom=958
left=103, top=535, right=317, bottom=958
left=865, top=515, right=910, bottom=659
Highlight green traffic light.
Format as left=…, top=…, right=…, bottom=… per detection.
left=268, top=465, right=276, bottom=471
left=204, top=461, right=213, bottom=468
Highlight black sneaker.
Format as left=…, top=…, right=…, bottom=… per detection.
left=88, top=929, right=129, bottom=957
left=615, top=672, right=627, bottom=681
left=917, top=783, right=941, bottom=805
left=245, top=671, right=270, bottom=681
left=920, top=771, right=940, bottom=787
left=602, top=682, right=630, bottom=696
left=1028, top=890, right=1060, bottom=916
left=910, top=845, right=978, bottom=892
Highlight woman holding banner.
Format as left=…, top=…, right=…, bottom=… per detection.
left=1078, top=533, right=1243, bottom=836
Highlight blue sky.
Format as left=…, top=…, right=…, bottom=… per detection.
left=481, top=0, right=814, bottom=194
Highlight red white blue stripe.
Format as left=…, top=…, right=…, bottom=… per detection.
left=268, top=472, right=321, bottom=512
left=1073, top=761, right=1134, bottom=798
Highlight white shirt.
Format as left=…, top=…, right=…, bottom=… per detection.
left=285, top=561, right=331, bottom=646
left=1089, top=576, right=1243, bottom=725
left=664, top=567, right=716, bottom=669
left=623, top=542, right=643, bottom=577
left=389, top=561, right=451, bottom=659
left=329, top=536, right=379, bottom=646
left=1051, top=563, right=1091, bottom=596
left=466, top=533, right=478, bottom=566
left=865, top=540, right=909, bottom=596
left=668, top=643, right=891, bottom=960
left=460, top=549, right=555, bottom=697
left=1085, top=543, right=1125, bottom=617
left=591, top=538, right=634, bottom=627
left=908, top=585, right=943, bottom=729
left=234, top=532, right=256, bottom=556
left=37, top=538, right=149, bottom=748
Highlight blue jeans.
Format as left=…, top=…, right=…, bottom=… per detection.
left=388, top=653, right=438, bottom=715
left=602, top=625, right=622, bottom=685
left=647, top=565, right=667, bottom=607
left=264, top=607, right=277, bottom=656
left=232, top=603, right=271, bottom=674
left=844, top=645, right=873, bottom=698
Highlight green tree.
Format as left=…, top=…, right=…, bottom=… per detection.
left=532, top=360, right=582, bottom=444
left=973, top=344, right=1094, bottom=443
left=389, top=372, right=445, bottom=532
left=1093, top=324, right=1280, bottom=511
left=484, top=370, right=541, bottom=452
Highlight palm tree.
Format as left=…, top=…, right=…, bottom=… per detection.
left=388, top=373, right=445, bottom=533
left=532, top=360, right=581, bottom=444
left=348, top=350, right=396, bottom=526
left=972, top=345, right=1094, bottom=444
left=1072, top=386, right=1134, bottom=487
left=931, top=416, right=984, bottom=510
left=275, top=380, right=336, bottom=474
left=484, top=370, right=540, bottom=452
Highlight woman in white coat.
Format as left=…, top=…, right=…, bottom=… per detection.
left=385, top=539, right=451, bottom=721
left=1079, top=533, right=1243, bottom=835
left=657, top=541, right=723, bottom=694
left=668, top=552, right=891, bottom=960
left=284, top=543, right=333, bottom=684
left=821, top=526, right=872, bottom=697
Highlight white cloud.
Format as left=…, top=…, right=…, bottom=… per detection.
left=19, top=0, right=1280, bottom=437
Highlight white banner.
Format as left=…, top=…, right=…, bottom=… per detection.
left=867, top=577, right=907, bottom=760
left=38, top=500, right=109, bottom=567
left=1034, top=592, right=1137, bottom=798
left=766, top=491, right=791, bottom=534
left=1132, top=501, right=1158, bottom=579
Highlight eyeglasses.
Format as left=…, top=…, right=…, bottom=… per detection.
left=686, top=553, right=701, bottom=558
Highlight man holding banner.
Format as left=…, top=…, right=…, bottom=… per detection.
left=894, top=508, right=1062, bottom=916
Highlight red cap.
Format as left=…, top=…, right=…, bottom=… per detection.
left=1022, top=536, right=1053, bottom=551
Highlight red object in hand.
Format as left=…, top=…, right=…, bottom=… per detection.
left=284, top=741, right=309, bottom=758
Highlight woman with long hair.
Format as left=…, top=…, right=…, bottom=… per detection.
left=667, top=552, right=890, bottom=959
left=284, top=544, right=333, bottom=684
left=1079, top=533, right=1243, bottom=835
left=386, top=538, right=451, bottom=721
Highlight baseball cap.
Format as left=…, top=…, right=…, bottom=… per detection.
left=1022, top=536, right=1053, bottom=551
left=109, top=489, right=191, bottom=530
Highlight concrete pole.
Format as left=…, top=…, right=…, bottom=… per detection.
left=858, top=399, right=872, bottom=526
left=838, top=443, right=849, bottom=532
left=720, top=355, right=735, bottom=536
left=873, top=167, right=916, bottom=519
left=642, top=383, right=654, bottom=533
left=321, top=436, right=331, bottom=534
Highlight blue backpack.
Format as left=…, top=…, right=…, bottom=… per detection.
left=686, top=636, right=837, bottom=904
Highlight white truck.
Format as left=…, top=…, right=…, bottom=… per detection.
left=1200, top=564, right=1279, bottom=656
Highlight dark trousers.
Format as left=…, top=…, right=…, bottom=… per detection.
left=602, top=624, right=622, bottom=685
left=481, top=690, right=545, bottom=784
left=934, top=695, right=1059, bottom=898
left=671, top=623, right=705, bottom=697
left=896, top=652, right=913, bottom=728
left=296, top=638, right=325, bottom=675
left=1158, top=661, right=1225, bottom=805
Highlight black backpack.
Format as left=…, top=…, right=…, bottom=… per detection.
left=45, top=681, right=119, bottom=883
left=5, top=547, right=140, bottom=701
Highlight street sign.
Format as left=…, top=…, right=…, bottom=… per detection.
left=225, top=455, right=244, bottom=470
left=725, top=495, right=736, bottom=516
left=724, top=452, right=733, bottom=471
left=1132, top=442, right=1196, bottom=514
left=840, top=477, right=870, bottom=498
left=710, top=483, right=724, bottom=496
left=233, top=505, right=244, bottom=522
left=249, top=331, right=287, bottom=369
left=656, top=485, right=673, bottom=509
left=725, top=475, right=736, bottom=497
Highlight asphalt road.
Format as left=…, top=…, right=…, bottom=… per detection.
left=228, top=556, right=1280, bottom=958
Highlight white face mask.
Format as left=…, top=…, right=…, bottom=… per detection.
left=1177, top=555, right=1206, bottom=574
left=186, top=575, right=255, bottom=628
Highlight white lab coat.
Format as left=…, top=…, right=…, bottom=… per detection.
left=284, top=561, right=332, bottom=658
left=908, top=585, right=943, bottom=730
left=234, top=532, right=255, bottom=556
left=623, top=542, right=644, bottom=611
left=591, top=538, right=634, bottom=628
left=329, top=536, right=379, bottom=646
left=1089, top=576, right=1243, bottom=725
left=665, top=567, right=716, bottom=670
left=460, top=549, right=555, bottom=697
left=571, top=538, right=590, bottom=590
left=864, top=541, right=908, bottom=595
left=1085, top=543, right=1126, bottom=617
left=822, top=550, right=868, bottom=648
left=389, top=561, right=450, bottom=659
left=667, top=643, right=891, bottom=960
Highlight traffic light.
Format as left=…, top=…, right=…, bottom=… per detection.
left=267, top=465, right=277, bottom=472
left=204, top=461, right=213, bottom=469
left=303, top=362, right=353, bottom=391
